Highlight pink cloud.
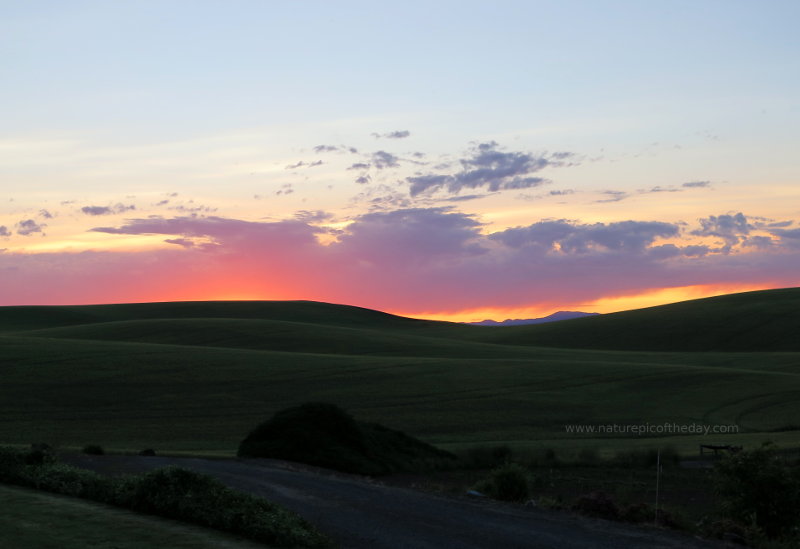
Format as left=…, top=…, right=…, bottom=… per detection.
left=1, top=210, right=798, bottom=314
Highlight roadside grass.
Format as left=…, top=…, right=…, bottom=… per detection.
left=0, top=483, right=272, bottom=549
left=0, top=447, right=332, bottom=549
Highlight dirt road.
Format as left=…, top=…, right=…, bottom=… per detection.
left=65, top=455, right=721, bottom=549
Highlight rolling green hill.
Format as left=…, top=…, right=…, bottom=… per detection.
left=465, top=287, right=800, bottom=352
left=0, top=288, right=798, bottom=456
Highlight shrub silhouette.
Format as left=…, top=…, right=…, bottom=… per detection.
left=238, top=402, right=455, bottom=475
left=714, top=444, right=800, bottom=539
left=0, top=448, right=332, bottom=548
left=572, top=491, right=619, bottom=520
left=82, top=444, right=104, bottom=455
left=475, top=462, right=530, bottom=501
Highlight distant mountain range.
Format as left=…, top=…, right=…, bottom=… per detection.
left=468, top=311, right=600, bottom=326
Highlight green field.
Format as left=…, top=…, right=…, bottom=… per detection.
left=1, top=288, right=798, bottom=456
left=0, top=484, right=270, bottom=549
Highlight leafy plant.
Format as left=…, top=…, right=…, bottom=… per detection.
left=714, top=444, right=800, bottom=539
left=475, top=462, right=530, bottom=502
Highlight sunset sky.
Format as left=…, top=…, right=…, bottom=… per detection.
left=2, top=1, right=799, bottom=321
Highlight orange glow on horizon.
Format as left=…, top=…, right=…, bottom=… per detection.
left=396, top=282, right=789, bottom=323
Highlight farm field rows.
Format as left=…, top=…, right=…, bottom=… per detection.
left=1, top=288, right=798, bottom=456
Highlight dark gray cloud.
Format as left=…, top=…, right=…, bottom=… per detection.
left=82, top=206, right=113, bottom=216
left=691, top=212, right=752, bottom=253
left=275, top=184, right=294, bottom=196
left=338, top=208, right=485, bottom=265
left=355, top=175, right=371, bottom=185
left=38, top=209, right=53, bottom=219
left=91, top=215, right=321, bottom=247
left=595, top=190, right=629, bottom=203
left=647, top=244, right=712, bottom=259
left=771, top=227, right=800, bottom=239
left=641, top=186, right=680, bottom=194
left=371, top=151, right=400, bottom=169
left=407, top=174, right=450, bottom=195
left=285, top=160, right=323, bottom=170
left=164, top=238, right=196, bottom=248
left=0, top=226, right=10, bottom=237
left=405, top=142, right=567, bottom=196
left=682, top=181, right=711, bottom=188
left=17, top=219, right=45, bottom=236
left=681, top=245, right=711, bottom=257
left=743, top=236, right=774, bottom=249
left=441, top=194, right=492, bottom=202
left=347, top=162, right=371, bottom=170
left=372, top=130, right=410, bottom=139
left=81, top=204, right=136, bottom=216
left=549, top=189, right=575, bottom=196
left=312, top=144, right=358, bottom=154
left=492, top=219, right=679, bottom=254
left=169, top=204, right=217, bottom=213
left=769, top=227, right=800, bottom=249
left=350, top=185, right=412, bottom=211
left=312, top=145, right=339, bottom=153
left=294, top=210, right=334, bottom=223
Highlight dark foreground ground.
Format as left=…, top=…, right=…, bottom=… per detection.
left=64, top=455, right=723, bottom=549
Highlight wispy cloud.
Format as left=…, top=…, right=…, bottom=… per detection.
left=406, top=142, right=571, bottom=196
left=81, top=204, right=136, bottom=216
left=16, top=219, right=45, bottom=235
left=372, top=130, right=410, bottom=139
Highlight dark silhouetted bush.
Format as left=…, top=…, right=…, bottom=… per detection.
left=576, top=447, right=600, bottom=466
left=0, top=446, right=332, bottom=548
left=459, top=445, right=514, bottom=469
left=238, top=402, right=455, bottom=475
left=697, top=517, right=753, bottom=546
left=82, top=444, right=104, bottom=455
left=572, top=491, right=619, bottom=520
left=26, top=443, right=56, bottom=465
left=619, top=502, right=653, bottom=523
left=475, top=462, right=530, bottom=502
left=612, top=446, right=679, bottom=468
left=138, top=448, right=157, bottom=456
left=714, top=444, right=800, bottom=539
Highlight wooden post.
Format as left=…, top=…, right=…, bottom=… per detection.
left=654, top=448, right=661, bottom=526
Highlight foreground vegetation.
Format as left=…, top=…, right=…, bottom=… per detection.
left=454, top=443, right=800, bottom=547
left=0, top=484, right=270, bottom=549
left=238, top=402, right=455, bottom=475
left=0, top=446, right=332, bottom=549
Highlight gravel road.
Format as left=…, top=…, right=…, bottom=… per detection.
left=65, top=455, right=722, bottom=549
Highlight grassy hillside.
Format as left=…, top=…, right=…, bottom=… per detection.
left=468, top=287, right=800, bottom=352
left=0, top=484, right=272, bottom=549
left=0, top=300, right=430, bottom=333
left=0, top=288, right=798, bottom=456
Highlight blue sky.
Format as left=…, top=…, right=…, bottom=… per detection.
left=1, top=1, right=799, bottom=318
